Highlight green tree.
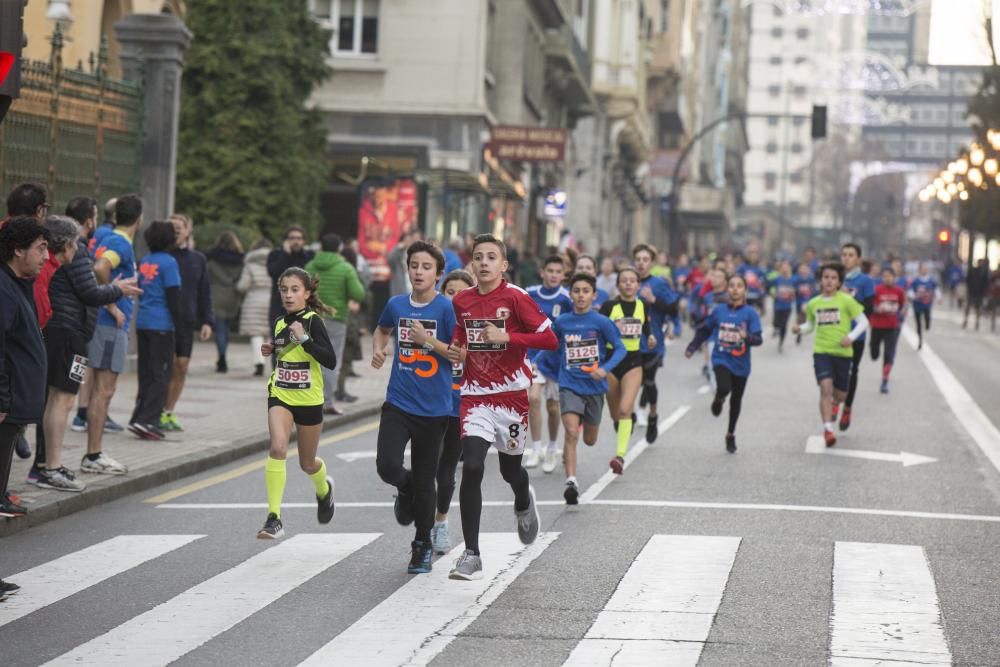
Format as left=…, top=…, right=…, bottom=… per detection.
left=176, top=0, right=331, bottom=243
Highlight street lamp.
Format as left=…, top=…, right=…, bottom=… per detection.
left=942, top=170, right=955, bottom=184
left=970, top=144, right=985, bottom=166
left=934, top=177, right=945, bottom=190
left=918, top=189, right=931, bottom=202
left=969, top=167, right=984, bottom=187
left=955, top=158, right=969, bottom=175
left=960, top=190, right=969, bottom=201
left=990, top=130, right=1000, bottom=152
left=938, top=190, right=952, bottom=204
left=985, top=158, right=998, bottom=177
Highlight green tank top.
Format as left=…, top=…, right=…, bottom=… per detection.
left=267, top=311, right=324, bottom=406
left=607, top=299, right=645, bottom=352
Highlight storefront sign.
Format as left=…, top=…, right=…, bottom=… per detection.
left=490, top=126, right=567, bottom=162
left=357, top=177, right=419, bottom=282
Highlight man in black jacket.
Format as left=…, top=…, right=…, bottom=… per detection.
left=267, top=225, right=314, bottom=324
left=964, top=258, right=990, bottom=331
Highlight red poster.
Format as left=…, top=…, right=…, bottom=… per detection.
left=357, top=177, right=418, bottom=282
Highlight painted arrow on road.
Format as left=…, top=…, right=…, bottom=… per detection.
left=805, top=436, right=938, bottom=467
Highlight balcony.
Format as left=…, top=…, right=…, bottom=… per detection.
left=545, top=24, right=597, bottom=116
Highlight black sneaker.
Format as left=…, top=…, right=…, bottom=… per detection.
left=563, top=479, right=579, bottom=505
left=256, top=513, right=284, bottom=540
left=725, top=433, right=737, bottom=454
left=394, top=488, right=414, bottom=526
left=128, top=422, right=163, bottom=441
left=407, top=540, right=433, bottom=574
left=0, top=493, right=27, bottom=518
left=0, top=579, right=20, bottom=595
left=710, top=398, right=723, bottom=417
left=14, top=435, right=31, bottom=459
left=645, top=419, right=658, bottom=444
left=316, top=476, right=335, bottom=524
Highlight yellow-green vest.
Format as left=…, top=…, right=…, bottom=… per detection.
left=607, top=300, right=645, bottom=352
left=268, top=311, right=324, bottom=406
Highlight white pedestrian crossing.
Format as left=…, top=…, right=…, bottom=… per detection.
left=42, top=533, right=380, bottom=667
left=299, top=532, right=559, bottom=667
left=830, top=541, right=952, bottom=665
left=0, top=535, right=203, bottom=628
left=564, top=534, right=742, bottom=667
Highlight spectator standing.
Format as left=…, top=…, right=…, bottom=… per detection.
left=596, top=257, right=618, bottom=299
left=87, top=197, right=116, bottom=255
left=206, top=232, right=245, bottom=373
left=237, top=239, right=273, bottom=376
left=267, top=225, right=314, bottom=324
left=305, top=233, right=366, bottom=413
left=388, top=230, right=420, bottom=297
left=161, top=214, right=214, bottom=432
left=346, top=237, right=372, bottom=285
left=964, top=258, right=990, bottom=331
left=337, top=246, right=367, bottom=398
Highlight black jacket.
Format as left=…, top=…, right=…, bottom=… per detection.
left=47, top=238, right=122, bottom=339
left=0, top=263, right=47, bottom=424
left=171, top=247, right=215, bottom=329
left=267, top=248, right=315, bottom=322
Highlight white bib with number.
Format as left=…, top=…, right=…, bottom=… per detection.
left=276, top=361, right=312, bottom=389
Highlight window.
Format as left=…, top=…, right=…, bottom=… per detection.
left=765, top=172, right=778, bottom=190
left=791, top=142, right=803, bottom=153
left=796, top=27, right=809, bottom=39
left=771, top=27, right=783, bottom=38
left=768, top=84, right=781, bottom=97
left=769, top=55, right=782, bottom=66
left=792, top=85, right=807, bottom=97
left=790, top=173, right=804, bottom=184
left=318, top=0, right=379, bottom=56
left=767, top=115, right=779, bottom=127
left=766, top=142, right=778, bottom=154
left=660, top=0, right=669, bottom=33
left=792, top=116, right=805, bottom=127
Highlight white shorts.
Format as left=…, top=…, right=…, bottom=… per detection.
left=460, top=392, right=530, bottom=456
left=533, top=375, right=560, bottom=402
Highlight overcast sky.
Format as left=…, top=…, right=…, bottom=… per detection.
left=927, top=0, right=995, bottom=66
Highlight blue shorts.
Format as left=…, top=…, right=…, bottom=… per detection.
left=813, top=353, right=851, bottom=392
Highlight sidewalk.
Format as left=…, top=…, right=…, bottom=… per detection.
left=2, top=340, right=385, bottom=538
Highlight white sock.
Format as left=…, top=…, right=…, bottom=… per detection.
left=565, top=475, right=577, bottom=485
left=532, top=440, right=542, bottom=453
left=823, top=422, right=834, bottom=432
left=546, top=441, right=557, bottom=454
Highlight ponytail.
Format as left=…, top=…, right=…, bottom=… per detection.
left=279, top=267, right=335, bottom=317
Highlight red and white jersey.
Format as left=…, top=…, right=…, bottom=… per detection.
left=452, top=280, right=551, bottom=396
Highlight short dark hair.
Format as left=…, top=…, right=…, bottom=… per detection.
left=0, top=216, right=50, bottom=262
left=728, top=273, right=747, bottom=289
left=284, top=225, right=306, bottom=240
left=569, top=272, right=596, bottom=291
left=65, top=196, right=98, bottom=225
left=442, top=269, right=475, bottom=289
left=471, top=233, right=507, bottom=259
left=820, top=261, right=845, bottom=285
left=6, top=183, right=48, bottom=217
left=882, top=265, right=896, bottom=275
left=321, top=233, right=342, bottom=253
left=632, top=243, right=656, bottom=259
left=841, top=242, right=862, bottom=258
left=617, top=266, right=640, bottom=285
left=543, top=254, right=564, bottom=269
left=115, top=194, right=143, bottom=227
left=145, top=220, right=177, bottom=253
left=406, top=240, right=446, bottom=275
left=575, top=254, right=597, bottom=271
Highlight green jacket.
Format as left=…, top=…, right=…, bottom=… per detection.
left=305, top=251, right=366, bottom=323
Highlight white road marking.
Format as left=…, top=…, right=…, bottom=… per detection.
left=336, top=450, right=378, bottom=462
left=0, top=535, right=203, bottom=628
left=565, top=535, right=741, bottom=666
left=697, top=384, right=711, bottom=395
left=578, top=405, right=691, bottom=503
left=902, top=325, right=1000, bottom=474
left=805, top=435, right=938, bottom=467
left=44, top=533, right=380, bottom=666
left=299, top=532, right=558, bottom=666
left=830, top=541, right=952, bottom=665
left=156, top=500, right=566, bottom=509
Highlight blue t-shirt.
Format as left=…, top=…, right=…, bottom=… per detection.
left=377, top=293, right=456, bottom=417
left=638, top=275, right=680, bottom=355
left=738, top=264, right=768, bottom=301
left=794, top=275, right=817, bottom=310
left=535, top=347, right=561, bottom=381
left=136, top=252, right=181, bottom=331
left=910, top=276, right=936, bottom=309
left=704, top=303, right=762, bottom=377
left=594, top=287, right=609, bottom=309
left=673, top=267, right=692, bottom=295
left=94, top=230, right=137, bottom=331
left=946, top=265, right=964, bottom=288
left=772, top=276, right=796, bottom=312
left=843, top=270, right=875, bottom=341
left=552, top=310, right=626, bottom=396
left=527, top=284, right=572, bottom=367
left=87, top=223, right=114, bottom=256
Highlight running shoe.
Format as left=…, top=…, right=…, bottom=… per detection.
left=70, top=415, right=87, bottom=432
left=701, top=364, right=710, bottom=380
left=431, top=521, right=451, bottom=555
left=645, top=419, right=658, bottom=444
left=609, top=456, right=624, bottom=475
left=316, top=476, right=335, bottom=524
left=523, top=449, right=540, bottom=468
left=710, top=398, right=723, bottom=417
left=15, top=435, right=31, bottom=459
left=831, top=403, right=839, bottom=421
left=103, top=416, right=125, bottom=433
left=159, top=412, right=183, bottom=432
left=80, top=452, right=128, bottom=475
left=824, top=429, right=837, bottom=447
left=256, top=513, right=284, bottom=540
left=26, top=466, right=42, bottom=486
left=407, top=540, right=433, bottom=574
left=541, top=449, right=558, bottom=474
left=449, top=549, right=483, bottom=581
left=839, top=406, right=852, bottom=432
left=127, top=422, right=164, bottom=441
left=0, top=579, right=20, bottom=595
left=0, top=494, right=27, bottom=518
left=880, top=380, right=889, bottom=394
left=725, top=433, right=737, bottom=454
left=516, top=486, right=540, bottom=544
left=394, top=489, right=414, bottom=526
left=563, top=479, right=580, bottom=505
left=35, top=467, right=86, bottom=493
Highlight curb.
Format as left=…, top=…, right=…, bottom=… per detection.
left=0, top=401, right=382, bottom=539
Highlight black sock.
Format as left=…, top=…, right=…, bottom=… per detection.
left=85, top=452, right=101, bottom=462
left=77, top=407, right=87, bottom=421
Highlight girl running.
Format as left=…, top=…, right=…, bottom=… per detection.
left=909, top=263, right=936, bottom=350
left=599, top=267, right=655, bottom=474
left=258, top=268, right=337, bottom=540
left=771, top=261, right=796, bottom=352
left=870, top=266, right=907, bottom=394
left=793, top=262, right=817, bottom=346
left=685, top=274, right=762, bottom=453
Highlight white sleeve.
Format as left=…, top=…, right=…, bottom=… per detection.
left=847, top=312, right=869, bottom=342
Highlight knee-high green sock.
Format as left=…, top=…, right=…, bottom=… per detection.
left=307, top=458, right=329, bottom=497
left=265, top=457, right=287, bottom=518
left=616, top=418, right=633, bottom=458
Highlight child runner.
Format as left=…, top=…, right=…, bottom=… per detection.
left=447, top=234, right=556, bottom=581
left=525, top=255, right=572, bottom=471
left=408, top=268, right=475, bottom=556
left=372, top=241, right=456, bottom=574
left=685, top=274, right=762, bottom=453
left=554, top=274, right=626, bottom=503
left=792, top=263, right=869, bottom=447
left=600, top=268, right=656, bottom=474
left=574, top=254, right=609, bottom=307
left=771, top=261, right=796, bottom=353
left=870, top=266, right=907, bottom=394
left=258, top=268, right=337, bottom=540
left=794, top=262, right=817, bottom=346
left=909, top=263, right=937, bottom=350
left=838, top=243, right=874, bottom=431
left=690, top=264, right=729, bottom=385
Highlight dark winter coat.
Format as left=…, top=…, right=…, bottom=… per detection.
left=171, top=247, right=215, bottom=329
left=206, top=247, right=245, bottom=320
left=0, top=263, right=46, bottom=424
left=47, top=238, right=123, bottom=339
left=267, top=247, right=314, bottom=322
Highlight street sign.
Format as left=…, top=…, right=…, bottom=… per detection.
left=490, top=126, right=566, bottom=162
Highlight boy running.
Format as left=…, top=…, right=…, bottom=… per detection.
left=794, top=262, right=817, bottom=345
left=839, top=243, right=874, bottom=431
left=771, top=261, right=795, bottom=352
left=447, top=234, right=556, bottom=580
left=909, top=263, right=936, bottom=350
left=870, top=266, right=907, bottom=394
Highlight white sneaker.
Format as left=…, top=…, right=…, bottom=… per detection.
left=635, top=406, right=649, bottom=427
left=523, top=449, right=540, bottom=468
left=80, top=453, right=128, bottom=475
left=541, top=449, right=557, bottom=474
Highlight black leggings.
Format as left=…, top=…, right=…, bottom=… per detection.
left=845, top=338, right=865, bottom=407
left=869, top=328, right=899, bottom=366
left=773, top=310, right=791, bottom=345
left=436, top=416, right=462, bottom=515
left=713, top=366, right=748, bottom=434
left=459, top=436, right=530, bottom=555
left=375, top=403, right=448, bottom=543
left=915, top=309, right=931, bottom=340
left=638, top=354, right=662, bottom=410
left=0, top=423, right=25, bottom=499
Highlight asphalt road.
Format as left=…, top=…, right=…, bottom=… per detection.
left=2, top=315, right=999, bottom=666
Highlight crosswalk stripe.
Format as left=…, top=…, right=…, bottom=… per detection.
left=830, top=541, right=952, bottom=665
left=43, top=533, right=381, bottom=667
left=299, top=532, right=559, bottom=667
left=565, top=534, right=741, bottom=666
left=0, top=535, right=203, bottom=629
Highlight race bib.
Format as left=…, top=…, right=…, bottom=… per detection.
left=465, top=319, right=507, bottom=351
left=717, top=323, right=745, bottom=349
left=877, top=299, right=899, bottom=314
left=816, top=308, right=841, bottom=325
left=777, top=286, right=795, bottom=301
left=69, top=354, right=88, bottom=384
left=617, top=317, right=642, bottom=339
left=451, top=361, right=464, bottom=379
left=276, top=360, right=311, bottom=389
left=566, top=338, right=599, bottom=369
left=398, top=318, right=437, bottom=355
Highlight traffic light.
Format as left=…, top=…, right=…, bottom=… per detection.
left=937, top=229, right=951, bottom=244
left=811, top=105, right=827, bottom=139
left=0, top=0, right=26, bottom=125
